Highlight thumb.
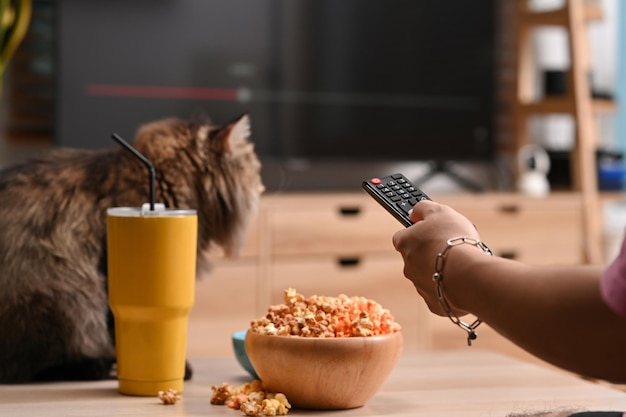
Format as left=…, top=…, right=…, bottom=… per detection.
left=408, top=199, right=440, bottom=223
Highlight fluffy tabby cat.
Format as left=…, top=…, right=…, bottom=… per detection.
left=0, top=113, right=264, bottom=382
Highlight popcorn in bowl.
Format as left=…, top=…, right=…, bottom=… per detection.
left=249, top=288, right=401, bottom=337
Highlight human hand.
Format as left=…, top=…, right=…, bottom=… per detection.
left=392, top=200, right=480, bottom=317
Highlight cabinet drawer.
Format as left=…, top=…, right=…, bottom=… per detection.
left=469, top=207, right=581, bottom=263
left=268, top=255, right=432, bottom=350
left=437, top=194, right=583, bottom=264
left=187, top=261, right=259, bottom=357
left=266, top=195, right=401, bottom=256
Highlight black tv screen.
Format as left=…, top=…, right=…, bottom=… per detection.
left=56, top=0, right=496, bottom=190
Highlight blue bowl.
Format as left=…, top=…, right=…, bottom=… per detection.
left=232, top=330, right=259, bottom=379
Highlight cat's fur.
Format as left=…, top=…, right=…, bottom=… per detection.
left=0, top=114, right=264, bottom=382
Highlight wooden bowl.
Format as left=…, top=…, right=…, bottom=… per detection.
left=244, top=330, right=403, bottom=410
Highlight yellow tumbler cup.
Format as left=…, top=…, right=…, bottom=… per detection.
left=107, top=205, right=197, bottom=396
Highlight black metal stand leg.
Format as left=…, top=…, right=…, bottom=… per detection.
left=413, top=161, right=484, bottom=192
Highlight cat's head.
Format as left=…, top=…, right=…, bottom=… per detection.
left=131, top=114, right=264, bottom=267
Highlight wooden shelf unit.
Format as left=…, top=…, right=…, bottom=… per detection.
left=512, top=0, right=616, bottom=264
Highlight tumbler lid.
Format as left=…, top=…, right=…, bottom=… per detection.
left=107, top=204, right=196, bottom=217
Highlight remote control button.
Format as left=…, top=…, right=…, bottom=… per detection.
left=370, top=178, right=382, bottom=185
left=397, top=200, right=413, bottom=213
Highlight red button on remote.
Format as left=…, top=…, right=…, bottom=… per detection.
left=370, top=178, right=381, bottom=185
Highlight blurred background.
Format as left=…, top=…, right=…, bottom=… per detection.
left=0, top=0, right=623, bottom=194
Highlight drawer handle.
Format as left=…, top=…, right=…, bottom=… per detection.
left=337, top=257, right=361, bottom=267
left=499, top=204, right=520, bottom=214
left=339, top=206, right=361, bottom=216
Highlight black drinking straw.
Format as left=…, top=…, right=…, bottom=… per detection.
left=111, top=133, right=156, bottom=211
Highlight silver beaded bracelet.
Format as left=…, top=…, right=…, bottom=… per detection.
left=433, top=236, right=493, bottom=346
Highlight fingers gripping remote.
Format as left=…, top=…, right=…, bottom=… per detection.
left=361, top=173, right=430, bottom=227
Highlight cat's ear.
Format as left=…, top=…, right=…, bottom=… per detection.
left=210, top=113, right=251, bottom=154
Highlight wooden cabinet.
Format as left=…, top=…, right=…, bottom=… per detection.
left=188, top=192, right=584, bottom=362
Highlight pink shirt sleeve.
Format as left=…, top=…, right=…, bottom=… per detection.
left=600, top=236, right=626, bottom=319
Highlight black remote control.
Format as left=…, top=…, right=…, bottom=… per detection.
left=361, top=173, right=430, bottom=227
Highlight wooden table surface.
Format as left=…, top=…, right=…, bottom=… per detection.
left=2, top=350, right=626, bottom=417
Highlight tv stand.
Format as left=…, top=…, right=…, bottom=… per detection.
left=413, top=161, right=484, bottom=192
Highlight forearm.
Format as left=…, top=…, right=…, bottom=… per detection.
left=393, top=200, right=626, bottom=381
left=446, top=249, right=626, bottom=382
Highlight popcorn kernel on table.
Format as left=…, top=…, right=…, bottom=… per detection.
left=210, top=382, right=236, bottom=405
left=157, top=388, right=181, bottom=405
left=240, top=400, right=263, bottom=416
left=263, top=393, right=291, bottom=416
left=210, top=380, right=290, bottom=416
